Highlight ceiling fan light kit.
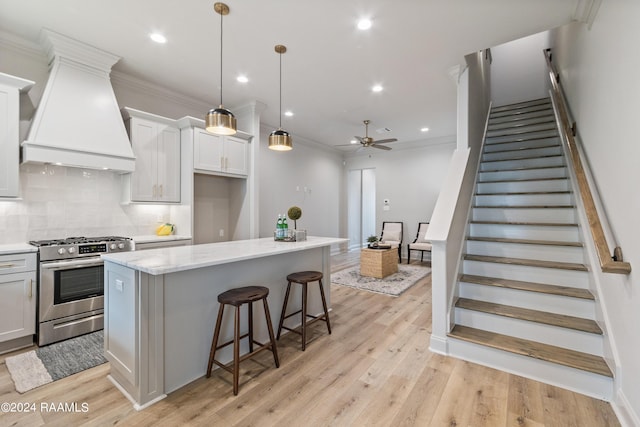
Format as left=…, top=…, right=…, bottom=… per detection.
left=269, top=44, right=293, bottom=151
left=343, top=119, right=397, bottom=151
left=205, top=2, right=237, bottom=136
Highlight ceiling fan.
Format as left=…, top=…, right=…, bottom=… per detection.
left=340, top=120, right=397, bottom=151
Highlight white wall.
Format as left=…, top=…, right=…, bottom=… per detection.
left=258, top=126, right=344, bottom=240
left=344, top=140, right=456, bottom=258
left=550, top=3, right=640, bottom=424
left=491, top=31, right=551, bottom=106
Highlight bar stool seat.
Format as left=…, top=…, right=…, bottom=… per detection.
left=277, top=271, right=331, bottom=351
left=207, top=286, right=279, bottom=395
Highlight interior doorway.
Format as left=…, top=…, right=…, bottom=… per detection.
left=347, top=168, right=376, bottom=251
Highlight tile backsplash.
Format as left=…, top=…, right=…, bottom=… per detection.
left=0, top=164, right=172, bottom=244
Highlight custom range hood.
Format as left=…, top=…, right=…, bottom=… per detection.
left=22, top=29, right=135, bottom=172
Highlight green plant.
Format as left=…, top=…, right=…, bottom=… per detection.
left=287, top=206, right=302, bottom=229
left=367, top=235, right=378, bottom=243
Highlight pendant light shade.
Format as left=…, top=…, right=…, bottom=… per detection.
left=206, top=2, right=236, bottom=136
left=268, top=44, right=292, bottom=151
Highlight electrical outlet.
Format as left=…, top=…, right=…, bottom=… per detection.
left=219, top=229, right=224, bottom=237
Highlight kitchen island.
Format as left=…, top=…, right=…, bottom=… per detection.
left=101, top=236, right=346, bottom=409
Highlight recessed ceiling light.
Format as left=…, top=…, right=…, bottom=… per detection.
left=236, top=75, right=249, bottom=83
left=357, top=18, right=372, bottom=30
left=421, top=127, right=430, bottom=132
left=149, top=33, right=167, bottom=44
left=284, top=111, right=293, bottom=117
left=372, top=84, right=383, bottom=93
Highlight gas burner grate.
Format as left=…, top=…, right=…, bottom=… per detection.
left=29, top=236, right=132, bottom=247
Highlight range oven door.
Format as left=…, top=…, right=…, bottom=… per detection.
left=39, top=257, right=105, bottom=345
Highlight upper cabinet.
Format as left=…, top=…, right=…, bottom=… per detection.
left=0, top=73, right=34, bottom=198
left=178, top=117, right=251, bottom=178
left=121, top=108, right=180, bottom=203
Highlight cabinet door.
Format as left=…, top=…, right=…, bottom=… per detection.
left=0, top=272, right=36, bottom=342
left=224, top=136, right=248, bottom=176
left=193, top=129, right=224, bottom=172
left=156, top=125, right=181, bottom=202
left=129, top=118, right=158, bottom=202
left=0, top=84, right=20, bottom=197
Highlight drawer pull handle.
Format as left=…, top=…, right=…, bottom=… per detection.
left=0, top=262, right=16, bottom=268
left=28, top=279, right=33, bottom=298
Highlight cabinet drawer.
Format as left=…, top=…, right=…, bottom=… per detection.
left=0, top=253, right=37, bottom=275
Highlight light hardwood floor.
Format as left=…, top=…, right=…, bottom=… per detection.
left=0, top=252, right=620, bottom=426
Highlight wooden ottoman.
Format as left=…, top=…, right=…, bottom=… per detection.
left=360, top=248, right=398, bottom=278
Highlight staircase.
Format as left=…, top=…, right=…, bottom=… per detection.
left=447, top=97, right=614, bottom=399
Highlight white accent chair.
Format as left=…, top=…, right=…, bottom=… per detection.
left=379, top=221, right=403, bottom=262
left=407, top=222, right=432, bottom=263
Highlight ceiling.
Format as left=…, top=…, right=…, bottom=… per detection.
left=0, top=0, right=579, bottom=151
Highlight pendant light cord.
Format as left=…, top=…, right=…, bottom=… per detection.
left=279, top=51, right=282, bottom=128
left=219, top=9, right=223, bottom=106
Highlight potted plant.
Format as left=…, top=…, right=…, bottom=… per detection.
left=367, top=235, right=379, bottom=248
left=287, top=206, right=302, bottom=229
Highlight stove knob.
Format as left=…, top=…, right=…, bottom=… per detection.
left=57, top=248, right=67, bottom=255
left=118, top=243, right=125, bottom=249
left=68, top=247, right=75, bottom=254
left=110, top=243, right=117, bottom=250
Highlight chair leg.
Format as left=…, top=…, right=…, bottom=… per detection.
left=277, top=281, right=292, bottom=340
left=421, top=251, right=424, bottom=263
left=248, top=301, right=254, bottom=353
left=301, top=283, right=308, bottom=351
left=207, top=303, right=226, bottom=377
left=262, top=298, right=280, bottom=368
left=318, top=279, right=331, bottom=334
left=407, top=245, right=410, bottom=264
left=233, top=305, right=241, bottom=396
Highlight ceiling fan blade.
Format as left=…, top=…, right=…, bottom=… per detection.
left=354, top=136, right=365, bottom=143
left=371, top=144, right=392, bottom=151
left=336, top=143, right=361, bottom=147
left=372, top=138, right=398, bottom=144
left=356, top=146, right=365, bottom=153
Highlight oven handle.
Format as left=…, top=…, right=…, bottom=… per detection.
left=40, top=257, right=104, bottom=270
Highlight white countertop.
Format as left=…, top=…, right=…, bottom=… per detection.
left=0, top=243, right=38, bottom=255
left=102, top=236, right=347, bottom=275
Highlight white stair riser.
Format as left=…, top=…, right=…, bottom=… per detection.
left=488, top=116, right=556, bottom=131
left=474, top=193, right=573, bottom=206
left=486, top=123, right=557, bottom=138
left=469, top=223, right=580, bottom=241
left=485, top=129, right=558, bottom=144
left=472, top=207, right=576, bottom=223
left=465, top=240, right=585, bottom=264
left=458, top=282, right=594, bottom=318
left=454, top=309, right=602, bottom=355
left=482, top=145, right=562, bottom=162
left=462, top=260, right=589, bottom=288
left=477, top=179, right=570, bottom=194
left=489, top=110, right=554, bottom=124
left=480, top=156, right=565, bottom=171
left=484, top=137, right=560, bottom=152
left=492, top=101, right=552, bottom=114
left=446, top=339, right=613, bottom=401
left=479, top=166, right=567, bottom=182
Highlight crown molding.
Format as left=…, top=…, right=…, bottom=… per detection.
left=573, top=0, right=602, bottom=29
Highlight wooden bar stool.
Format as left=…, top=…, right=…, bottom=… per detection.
left=277, top=271, right=331, bottom=351
left=206, top=286, right=279, bottom=395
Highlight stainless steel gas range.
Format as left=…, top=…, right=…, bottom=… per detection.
left=29, top=236, right=133, bottom=346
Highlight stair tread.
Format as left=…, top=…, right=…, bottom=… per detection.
left=487, top=119, right=556, bottom=130
left=470, top=220, right=578, bottom=227
left=464, top=254, right=588, bottom=271
left=473, top=204, right=575, bottom=209
left=483, top=143, right=561, bottom=155
left=492, top=97, right=551, bottom=111
left=482, top=154, right=563, bottom=163
left=485, top=135, right=559, bottom=146
left=455, top=297, right=601, bottom=334
left=478, top=177, right=568, bottom=184
left=489, top=114, right=555, bottom=124
left=480, top=165, right=566, bottom=173
left=467, top=236, right=582, bottom=247
left=460, top=274, right=594, bottom=299
left=475, top=190, right=571, bottom=196
left=448, top=325, right=612, bottom=377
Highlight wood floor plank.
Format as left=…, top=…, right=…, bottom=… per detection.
left=0, top=252, right=620, bottom=427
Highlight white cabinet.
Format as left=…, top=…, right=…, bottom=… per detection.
left=134, top=238, right=191, bottom=250
left=122, top=108, right=181, bottom=203
left=0, top=73, right=34, bottom=198
left=0, top=252, right=36, bottom=352
left=193, top=129, right=248, bottom=177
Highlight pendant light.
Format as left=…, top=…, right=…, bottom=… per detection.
left=205, top=2, right=237, bottom=135
left=268, top=44, right=293, bottom=151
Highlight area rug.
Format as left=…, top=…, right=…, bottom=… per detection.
left=331, top=264, right=431, bottom=296
left=5, top=330, right=106, bottom=393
